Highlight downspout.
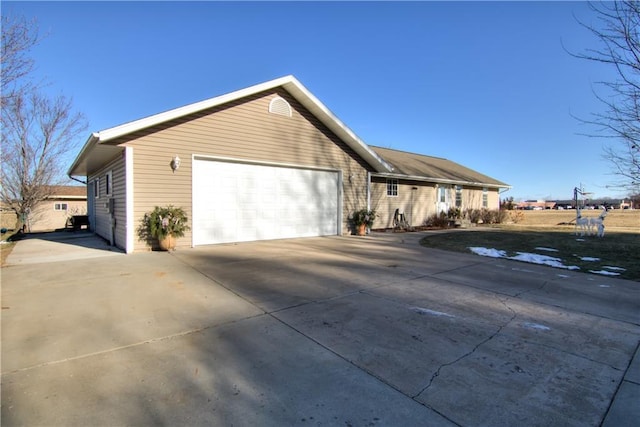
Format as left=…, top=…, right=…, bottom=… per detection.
left=367, top=171, right=371, bottom=211
left=69, top=175, right=87, bottom=185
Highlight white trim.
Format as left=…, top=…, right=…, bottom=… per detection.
left=69, top=76, right=392, bottom=176
left=192, top=154, right=342, bottom=174
left=372, top=172, right=510, bottom=190
left=125, top=147, right=134, bottom=254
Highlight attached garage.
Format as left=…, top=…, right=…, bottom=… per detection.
left=192, top=158, right=341, bottom=245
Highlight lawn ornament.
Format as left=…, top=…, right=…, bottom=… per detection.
left=589, top=208, right=608, bottom=236
left=575, top=208, right=591, bottom=236
left=597, top=223, right=605, bottom=238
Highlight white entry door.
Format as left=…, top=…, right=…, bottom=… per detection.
left=193, top=159, right=340, bottom=245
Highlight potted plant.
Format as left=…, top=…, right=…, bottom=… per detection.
left=352, top=208, right=377, bottom=236
left=139, top=205, right=190, bottom=251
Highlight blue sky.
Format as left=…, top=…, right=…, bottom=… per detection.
left=3, top=1, right=625, bottom=201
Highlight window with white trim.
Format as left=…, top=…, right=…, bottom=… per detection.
left=94, top=178, right=100, bottom=198
left=105, top=171, right=112, bottom=196
left=438, top=186, right=447, bottom=203
left=455, top=185, right=463, bottom=208
left=386, top=179, right=398, bottom=197
left=482, top=187, right=488, bottom=208
left=54, top=203, right=68, bottom=211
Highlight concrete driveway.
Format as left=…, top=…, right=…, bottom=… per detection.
left=1, top=232, right=638, bottom=426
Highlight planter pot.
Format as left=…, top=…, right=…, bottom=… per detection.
left=158, top=235, right=175, bottom=251
left=356, top=224, right=367, bottom=236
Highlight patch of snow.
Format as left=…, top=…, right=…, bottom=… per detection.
left=576, top=238, right=585, bottom=242
left=535, top=247, right=558, bottom=252
left=580, top=256, right=600, bottom=262
left=411, top=307, right=455, bottom=318
left=509, top=252, right=580, bottom=270
left=603, top=266, right=626, bottom=271
left=469, top=247, right=580, bottom=270
left=598, top=284, right=611, bottom=288
left=557, top=274, right=571, bottom=278
left=521, top=322, right=551, bottom=331
left=468, top=247, right=506, bottom=258
left=589, top=270, right=621, bottom=276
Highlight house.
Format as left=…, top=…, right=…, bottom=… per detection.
left=1, top=186, right=87, bottom=232
left=68, top=76, right=509, bottom=253
left=369, top=146, right=509, bottom=227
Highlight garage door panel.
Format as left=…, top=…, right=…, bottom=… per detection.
left=193, top=159, right=339, bottom=245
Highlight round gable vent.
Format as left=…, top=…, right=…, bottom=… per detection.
left=268, top=97, right=292, bottom=117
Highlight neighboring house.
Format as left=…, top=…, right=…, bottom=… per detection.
left=1, top=186, right=87, bottom=232
left=68, top=76, right=509, bottom=253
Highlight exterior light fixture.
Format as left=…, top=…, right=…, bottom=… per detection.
left=171, top=155, right=181, bottom=172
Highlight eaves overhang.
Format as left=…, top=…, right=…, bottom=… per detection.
left=372, top=172, right=511, bottom=190
left=68, top=75, right=392, bottom=177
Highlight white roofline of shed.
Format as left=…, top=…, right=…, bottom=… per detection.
left=68, top=75, right=392, bottom=176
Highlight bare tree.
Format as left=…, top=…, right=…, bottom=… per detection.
left=1, top=14, right=40, bottom=109
left=1, top=14, right=87, bottom=231
left=1, top=91, right=87, bottom=231
left=573, top=1, right=640, bottom=193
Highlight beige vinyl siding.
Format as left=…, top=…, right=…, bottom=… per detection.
left=107, top=89, right=371, bottom=251
left=28, top=199, right=86, bottom=231
left=371, top=178, right=436, bottom=228
left=372, top=179, right=503, bottom=228
left=88, top=154, right=126, bottom=249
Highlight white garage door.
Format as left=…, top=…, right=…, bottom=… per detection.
left=193, top=159, right=340, bottom=245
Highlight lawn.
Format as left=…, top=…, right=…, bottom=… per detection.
left=420, top=226, right=640, bottom=281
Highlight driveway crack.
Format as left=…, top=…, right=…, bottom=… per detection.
left=413, top=294, right=518, bottom=399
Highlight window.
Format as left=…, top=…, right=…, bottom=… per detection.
left=386, top=179, right=398, bottom=197
left=482, top=187, right=488, bottom=208
left=54, top=203, right=68, bottom=211
left=105, top=171, right=113, bottom=196
left=455, top=185, right=463, bottom=208
left=94, top=178, right=100, bottom=198
left=438, top=186, right=447, bottom=203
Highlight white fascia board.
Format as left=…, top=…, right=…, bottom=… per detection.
left=372, top=172, right=511, bottom=190
left=67, top=132, right=100, bottom=177
left=282, top=78, right=392, bottom=173
left=71, top=75, right=392, bottom=174
left=97, top=76, right=296, bottom=143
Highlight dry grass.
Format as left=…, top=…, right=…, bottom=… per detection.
left=420, top=210, right=640, bottom=281
left=510, top=209, right=639, bottom=231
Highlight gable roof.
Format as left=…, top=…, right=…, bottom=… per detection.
left=371, top=146, right=509, bottom=189
left=46, top=185, right=87, bottom=199
left=68, top=75, right=392, bottom=176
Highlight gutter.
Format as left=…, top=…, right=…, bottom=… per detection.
left=67, top=133, right=100, bottom=177
left=371, top=172, right=511, bottom=190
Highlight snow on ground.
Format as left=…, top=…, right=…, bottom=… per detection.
left=411, top=307, right=455, bottom=318
left=469, top=247, right=580, bottom=270
left=535, top=247, right=559, bottom=252
left=469, top=246, right=580, bottom=270
left=510, top=252, right=580, bottom=270
left=589, top=270, right=621, bottom=276
left=468, top=247, right=506, bottom=258
left=468, top=247, right=629, bottom=276
left=521, top=322, right=551, bottom=331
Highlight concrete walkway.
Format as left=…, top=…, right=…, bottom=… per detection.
left=1, top=231, right=638, bottom=426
